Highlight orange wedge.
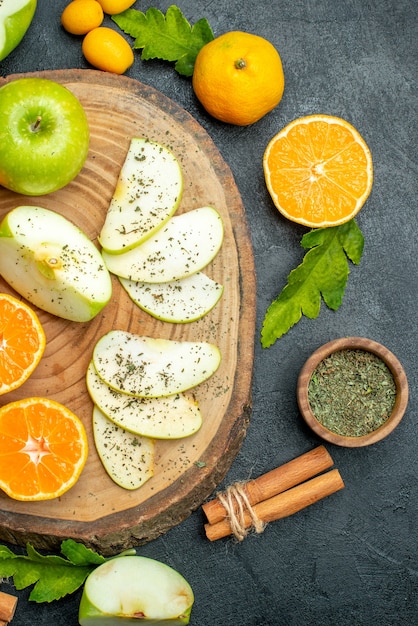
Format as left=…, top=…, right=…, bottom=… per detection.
left=0, top=397, right=88, bottom=501
left=0, top=293, right=46, bottom=396
left=263, top=115, right=373, bottom=227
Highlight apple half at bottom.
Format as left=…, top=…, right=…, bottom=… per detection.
left=92, top=330, right=221, bottom=398
left=0, top=206, right=112, bottom=322
left=101, top=206, right=224, bottom=283
left=87, top=362, right=202, bottom=439
left=78, top=555, right=194, bottom=625
left=119, top=272, right=224, bottom=323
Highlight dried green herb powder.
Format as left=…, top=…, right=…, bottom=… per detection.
left=308, top=349, right=397, bottom=437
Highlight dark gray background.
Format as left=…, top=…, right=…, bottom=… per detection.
left=1, top=1, right=416, bottom=624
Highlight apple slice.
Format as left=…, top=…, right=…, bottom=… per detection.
left=0, top=0, right=37, bottom=62
left=99, top=138, right=183, bottom=254
left=0, top=206, right=112, bottom=322
left=119, top=272, right=224, bottom=323
left=101, top=206, right=224, bottom=282
left=78, top=555, right=194, bottom=625
left=87, top=362, right=202, bottom=439
left=93, top=406, right=154, bottom=490
left=92, top=330, right=221, bottom=398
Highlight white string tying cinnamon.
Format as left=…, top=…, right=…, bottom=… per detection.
left=217, top=481, right=267, bottom=541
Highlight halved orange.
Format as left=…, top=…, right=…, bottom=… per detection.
left=263, top=115, right=373, bottom=228
left=0, top=397, right=88, bottom=501
left=0, top=293, right=46, bottom=396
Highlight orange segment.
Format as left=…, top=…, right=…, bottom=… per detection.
left=0, top=397, right=88, bottom=501
left=0, top=294, right=46, bottom=396
left=263, top=115, right=373, bottom=227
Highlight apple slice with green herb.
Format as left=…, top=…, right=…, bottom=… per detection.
left=119, top=271, right=223, bottom=323
left=92, top=330, right=221, bottom=397
left=101, top=206, right=224, bottom=282
left=0, top=206, right=112, bottom=322
left=78, top=555, right=194, bottom=625
left=87, top=362, right=202, bottom=439
left=93, top=406, right=154, bottom=490
left=99, top=137, right=183, bottom=254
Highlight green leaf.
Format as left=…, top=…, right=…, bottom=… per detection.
left=60, top=539, right=106, bottom=567
left=0, top=541, right=101, bottom=603
left=261, top=220, right=364, bottom=348
left=112, top=5, right=214, bottom=77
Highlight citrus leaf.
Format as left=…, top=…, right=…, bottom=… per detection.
left=60, top=539, right=107, bottom=567
left=112, top=5, right=214, bottom=77
left=261, top=220, right=364, bottom=348
left=0, top=543, right=93, bottom=603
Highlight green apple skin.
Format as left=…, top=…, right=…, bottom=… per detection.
left=0, top=206, right=112, bottom=322
left=78, top=556, right=193, bottom=625
left=0, top=0, right=37, bottom=62
left=0, top=77, right=89, bottom=195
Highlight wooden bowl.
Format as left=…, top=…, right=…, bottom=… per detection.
left=297, top=337, right=409, bottom=447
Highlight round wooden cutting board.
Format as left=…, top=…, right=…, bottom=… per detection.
left=0, top=70, right=256, bottom=554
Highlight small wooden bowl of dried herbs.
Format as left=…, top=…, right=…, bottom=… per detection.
left=297, top=337, right=409, bottom=447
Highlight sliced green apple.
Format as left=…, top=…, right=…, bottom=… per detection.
left=101, top=206, right=224, bottom=283
left=119, top=272, right=223, bottom=323
left=93, top=406, right=154, bottom=490
left=99, top=138, right=183, bottom=254
left=78, top=555, right=194, bottom=625
left=92, top=330, right=221, bottom=397
left=0, top=0, right=37, bottom=63
left=87, top=362, right=202, bottom=439
left=0, top=206, right=112, bottom=322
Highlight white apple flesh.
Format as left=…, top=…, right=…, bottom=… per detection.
left=102, top=206, right=224, bottom=283
left=93, top=406, right=154, bottom=490
left=0, top=77, right=89, bottom=195
left=119, top=272, right=223, bottom=323
left=99, top=138, right=183, bottom=254
left=87, top=362, right=202, bottom=439
left=0, top=206, right=112, bottom=322
left=0, top=0, right=37, bottom=62
left=92, top=330, right=221, bottom=397
left=78, top=555, right=194, bottom=625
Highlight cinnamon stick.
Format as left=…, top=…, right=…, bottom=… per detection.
left=204, top=468, right=344, bottom=541
left=0, top=591, right=18, bottom=623
left=202, top=445, right=333, bottom=525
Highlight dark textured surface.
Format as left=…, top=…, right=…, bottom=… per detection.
left=1, top=1, right=417, bottom=624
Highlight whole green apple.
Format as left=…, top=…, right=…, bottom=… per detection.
left=0, top=0, right=37, bottom=62
left=0, top=77, right=89, bottom=195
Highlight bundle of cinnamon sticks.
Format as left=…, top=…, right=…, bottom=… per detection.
left=202, top=446, right=344, bottom=541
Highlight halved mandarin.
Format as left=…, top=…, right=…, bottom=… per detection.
left=0, top=397, right=88, bottom=501
left=263, top=115, right=373, bottom=228
left=0, top=293, right=46, bottom=396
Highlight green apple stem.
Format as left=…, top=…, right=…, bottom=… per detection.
left=30, top=116, right=42, bottom=132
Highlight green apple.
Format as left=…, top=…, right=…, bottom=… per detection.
left=93, top=406, right=154, bottom=490
left=99, top=137, right=183, bottom=254
left=0, top=77, right=89, bottom=195
left=0, top=0, right=37, bottom=62
left=120, top=272, right=224, bottom=323
left=0, top=206, right=112, bottom=322
left=102, top=206, right=224, bottom=283
left=78, top=555, right=194, bottom=625
left=87, top=362, right=203, bottom=439
left=92, top=330, right=221, bottom=397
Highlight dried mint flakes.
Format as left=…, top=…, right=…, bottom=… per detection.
left=307, top=349, right=397, bottom=437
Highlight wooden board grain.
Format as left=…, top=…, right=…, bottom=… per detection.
left=0, top=70, right=256, bottom=554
